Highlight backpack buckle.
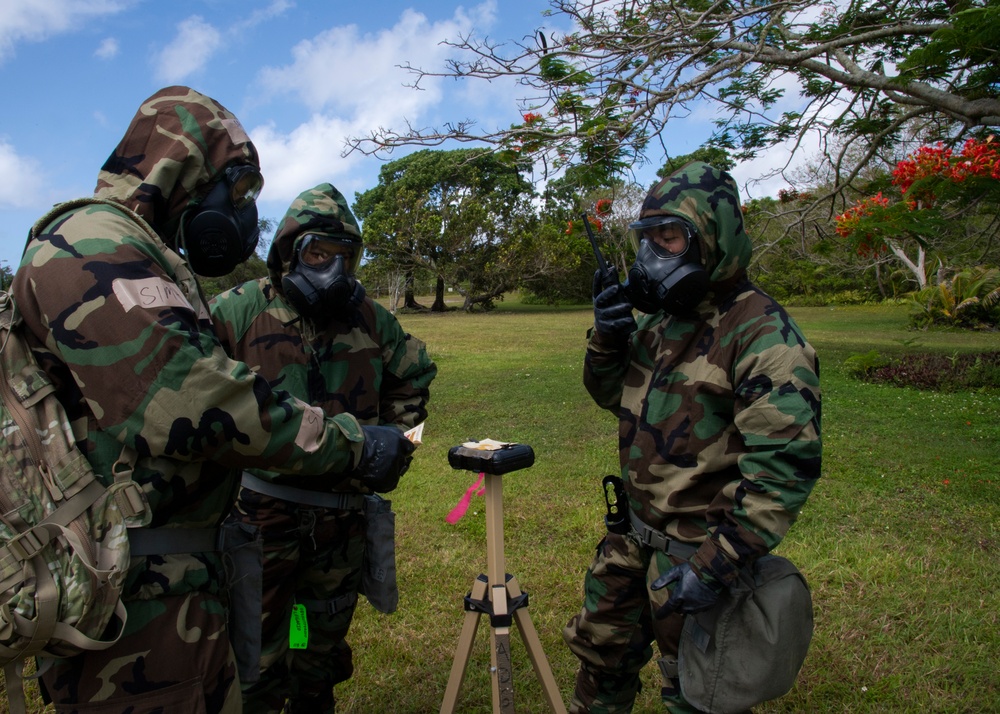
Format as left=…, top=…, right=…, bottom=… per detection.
left=7, top=526, right=47, bottom=561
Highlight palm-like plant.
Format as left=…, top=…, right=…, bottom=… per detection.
left=910, top=266, right=1000, bottom=327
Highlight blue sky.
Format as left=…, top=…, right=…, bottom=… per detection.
left=0, top=0, right=788, bottom=272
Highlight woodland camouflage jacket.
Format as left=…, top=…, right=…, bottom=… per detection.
left=584, top=161, right=822, bottom=586
left=210, top=183, right=437, bottom=492
left=10, top=87, right=366, bottom=600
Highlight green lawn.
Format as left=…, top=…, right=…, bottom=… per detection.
left=5, top=302, right=997, bottom=713
left=336, top=302, right=998, bottom=713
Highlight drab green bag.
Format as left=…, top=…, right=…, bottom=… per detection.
left=679, top=554, right=814, bottom=714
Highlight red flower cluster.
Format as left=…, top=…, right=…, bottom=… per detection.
left=565, top=215, right=604, bottom=235
left=595, top=198, right=613, bottom=216
left=522, top=112, right=543, bottom=124
left=837, top=136, right=999, bottom=248
left=892, top=136, right=999, bottom=194
left=892, top=143, right=953, bottom=193
left=834, top=192, right=890, bottom=255
left=778, top=188, right=799, bottom=203
left=948, top=136, right=1000, bottom=183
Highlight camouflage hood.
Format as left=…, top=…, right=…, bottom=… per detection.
left=266, top=182, right=363, bottom=292
left=93, top=85, right=259, bottom=245
left=639, top=161, right=751, bottom=284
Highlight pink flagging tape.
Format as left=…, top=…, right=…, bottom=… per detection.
left=445, top=472, right=486, bottom=524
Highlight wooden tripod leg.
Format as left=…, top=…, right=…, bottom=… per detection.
left=440, top=575, right=487, bottom=714
left=489, top=604, right=516, bottom=714
left=484, top=473, right=516, bottom=713
left=507, top=576, right=568, bottom=714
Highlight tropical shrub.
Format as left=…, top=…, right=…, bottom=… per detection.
left=909, top=266, right=1000, bottom=328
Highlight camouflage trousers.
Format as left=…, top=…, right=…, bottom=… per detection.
left=563, top=532, right=703, bottom=714
left=232, top=488, right=367, bottom=714
left=38, top=591, right=239, bottom=714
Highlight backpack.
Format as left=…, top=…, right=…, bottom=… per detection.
left=0, top=208, right=151, bottom=713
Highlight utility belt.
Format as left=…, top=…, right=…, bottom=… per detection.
left=628, top=511, right=698, bottom=560
left=603, top=474, right=697, bottom=560
left=126, top=522, right=263, bottom=685
left=297, top=592, right=359, bottom=616
left=127, top=527, right=219, bottom=556
left=241, top=471, right=366, bottom=510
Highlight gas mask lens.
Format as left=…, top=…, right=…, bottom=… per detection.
left=298, top=234, right=360, bottom=274
left=225, top=164, right=264, bottom=210
left=627, top=216, right=695, bottom=257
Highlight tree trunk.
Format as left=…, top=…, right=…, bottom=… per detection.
left=887, top=241, right=927, bottom=290
left=432, top=276, right=447, bottom=311
left=874, top=262, right=887, bottom=299
left=460, top=283, right=510, bottom=311
left=403, top=269, right=423, bottom=309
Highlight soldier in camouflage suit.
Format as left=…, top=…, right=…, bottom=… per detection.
left=209, top=183, right=437, bottom=714
left=563, top=161, right=822, bottom=713
left=11, top=87, right=414, bottom=714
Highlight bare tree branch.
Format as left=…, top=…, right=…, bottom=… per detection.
left=345, top=0, right=1000, bottom=194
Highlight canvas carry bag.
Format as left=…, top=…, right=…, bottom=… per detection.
left=678, top=554, right=813, bottom=714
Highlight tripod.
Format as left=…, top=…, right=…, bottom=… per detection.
left=440, top=446, right=567, bottom=714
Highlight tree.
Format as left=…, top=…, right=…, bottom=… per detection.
left=657, top=146, right=735, bottom=179
left=353, top=149, right=540, bottom=311
left=834, top=136, right=1000, bottom=290
left=345, top=0, right=1000, bottom=226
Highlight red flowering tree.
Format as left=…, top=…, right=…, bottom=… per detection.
left=835, top=136, right=1000, bottom=289
left=562, top=191, right=646, bottom=283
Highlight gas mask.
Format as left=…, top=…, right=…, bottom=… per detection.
left=281, top=234, right=366, bottom=322
left=624, top=215, right=709, bottom=316
left=183, top=164, right=263, bottom=277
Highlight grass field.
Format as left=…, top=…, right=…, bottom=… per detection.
left=4, top=301, right=998, bottom=713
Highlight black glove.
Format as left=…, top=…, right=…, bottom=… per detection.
left=355, top=425, right=416, bottom=493
left=651, top=561, right=725, bottom=618
left=593, top=271, right=636, bottom=341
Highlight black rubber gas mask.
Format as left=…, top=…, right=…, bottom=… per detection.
left=282, top=234, right=366, bottom=322
left=183, top=164, right=263, bottom=277
left=625, top=215, right=709, bottom=316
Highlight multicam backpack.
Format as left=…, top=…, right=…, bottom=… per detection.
left=0, top=289, right=148, bottom=714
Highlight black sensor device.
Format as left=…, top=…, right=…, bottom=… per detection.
left=448, top=442, right=535, bottom=475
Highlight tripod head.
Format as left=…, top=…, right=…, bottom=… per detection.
left=448, top=441, right=534, bottom=475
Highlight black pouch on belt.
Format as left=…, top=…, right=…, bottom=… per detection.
left=218, top=520, right=264, bottom=684
left=360, top=494, right=398, bottom=614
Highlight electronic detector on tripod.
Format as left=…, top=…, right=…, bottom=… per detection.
left=440, top=440, right=567, bottom=714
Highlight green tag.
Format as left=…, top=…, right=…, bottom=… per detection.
left=289, top=604, right=309, bottom=649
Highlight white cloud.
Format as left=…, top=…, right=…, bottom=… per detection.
left=153, top=16, right=222, bottom=84
left=250, top=114, right=370, bottom=207
left=0, top=0, right=130, bottom=64
left=232, top=0, right=295, bottom=33
left=249, top=2, right=514, bottom=206
left=258, top=5, right=494, bottom=118
left=95, top=37, right=118, bottom=59
left=0, top=140, right=45, bottom=209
